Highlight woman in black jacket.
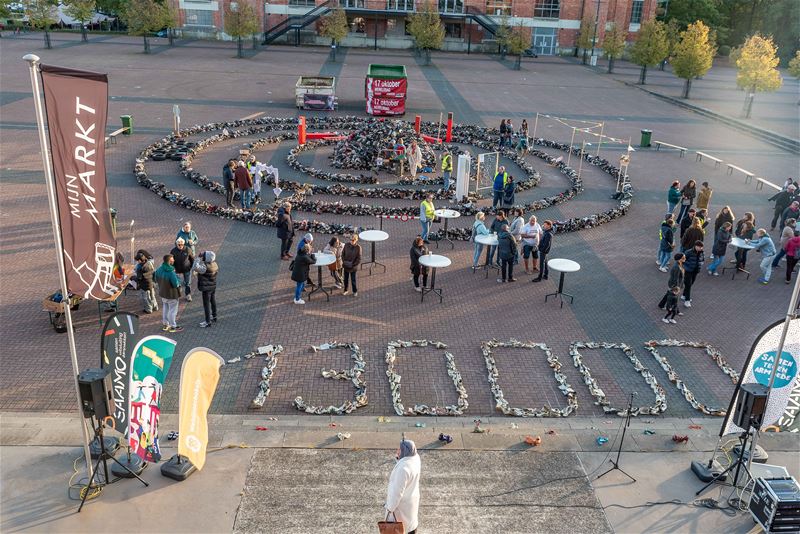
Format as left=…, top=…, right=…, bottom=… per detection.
left=676, top=179, right=697, bottom=224
left=497, top=224, right=517, bottom=282
left=291, top=244, right=316, bottom=305
left=409, top=237, right=429, bottom=292
left=277, top=202, right=295, bottom=260
left=196, top=251, right=219, bottom=327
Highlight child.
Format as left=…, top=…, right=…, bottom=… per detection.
left=662, top=286, right=680, bottom=324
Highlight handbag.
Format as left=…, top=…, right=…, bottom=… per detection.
left=377, top=512, right=404, bottom=534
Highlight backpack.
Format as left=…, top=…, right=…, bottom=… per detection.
left=192, top=257, right=207, bottom=275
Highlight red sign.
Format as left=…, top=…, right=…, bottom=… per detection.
left=367, top=96, right=405, bottom=116
left=367, top=77, right=407, bottom=98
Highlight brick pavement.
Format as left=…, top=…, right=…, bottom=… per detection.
left=0, top=36, right=797, bottom=420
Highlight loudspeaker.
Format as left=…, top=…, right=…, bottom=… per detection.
left=733, top=382, right=769, bottom=430
left=77, top=368, right=112, bottom=420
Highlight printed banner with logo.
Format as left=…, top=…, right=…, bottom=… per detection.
left=128, top=335, right=176, bottom=463
left=303, top=93, right=335, bottom=111
left=178, top=348, right=225, bottom=470
left=40, top=65, right=117, bottom=300
left=366, top=77, right=407, bottom=98
left=100, top=312, right=140, bottom=433
left=367, top=96, right=406, bottom=116
left=721, top=318, right=800, bottom=435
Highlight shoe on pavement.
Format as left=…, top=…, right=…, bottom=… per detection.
left=161, top=324, right=170, bottom=331
left=168, top=325, right=184, bottom=333
left=352, top=292, right=358, bottom=297
left=659, top=267, right=668, bottom=272
left=186, top=294, right=192, bottom=302
left=414, top=287, right=422, bottom=292
left=497, top=278, right=506, bottom=283
left=212, top=316, right=218, bottom=323
left=669, top=319, right=677, bottom=324
left=680, top=295, right=686, bottom=300
left=509, top=278, right=517, bottom=282
left=293, top=298, right=305, bottom=305
left=684, top=300, right=692, bottom=308
left=335, top=284, right=342, bottom=289
left=713, top=272, right=720, bottom=276
left=199, top=321, right=211, bottom=328
left=143, top=309, right=153, bottom=314
left=532, top=278, right=542, bottom=283
left=758, top=278, right=769, bottom=285
left=343, top=290, right=350, bottom=295
left=662, top=318, right=670, bottom=324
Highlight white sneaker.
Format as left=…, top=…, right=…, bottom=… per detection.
left=662, top=318, right=670, bottom=323
left=294, top=298, right=305, bottom=305
left=334, top=284, right=342, bottom=289
left=684, top=300, right=692, bottom=308
left=352, top=292, right=358, bottom=297
left=186, top=294, right=192, bottom=302
left=680, top=296, right=686, bottom=300
left=713, top=272, right=719, bottom=277
left=343, top=290, right=349, bottom=295
left=199, top=321, right=210, bottom=328
left=414, top=287, right=422, bottom=292
left=659, top=267, right=668, bottom=273
left=669, top=319, right=677, bottom=324
left=656, top=260, right=661, bottom=265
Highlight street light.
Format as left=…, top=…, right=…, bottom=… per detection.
left=589, top=0, right=601, bottom=64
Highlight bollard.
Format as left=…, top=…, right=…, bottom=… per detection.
left=445, top=112, right=453, bottom=143
left=298, top=116, right=307, bottom=145
left=414, top=115, right=421, bottom=134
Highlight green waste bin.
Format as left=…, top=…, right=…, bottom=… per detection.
left=640, top=129, right=652, bottom=148
left=120, top=115, right=133, bottom=135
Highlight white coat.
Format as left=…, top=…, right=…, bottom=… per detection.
left=385, top=454, right=421, bottom=533
left=408, top=145, right=423, bottom=177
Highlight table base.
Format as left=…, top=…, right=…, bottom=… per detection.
left=361, top=241, right=386, bottom=275
left=307, top=266, right=331, bottom=302
left=721, top=266, right=750, bottom=280
left=544, top=272, right=575, bottom=308
left=420, top=267, right=443, bottom=303
left=435, top=218, right=455, bottom=250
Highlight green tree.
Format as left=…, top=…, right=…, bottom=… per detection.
left=494, top=14, right=511, bottom=58
left=788, top=50, right=800, bottom=78
left=576, top=16, right=594, bottom=64
left=505, top=27, right=529, bottom=70
left=24, top=0, right=58, bottom=49
left=224, top=1, right=259, bottom=58
left=736, top=33, right=783, bottom=118
left=406, top=1, right=444, bottom=65
left=672, top=21, right=716, bottom=98
left=629, top=19, right=670, bottom=84
left=95, top=0, right=125, bottom=31
left=660, top=18, right=680, bottom=70
left=319, top=8, right=348, bottom=62
left=163, top=0, right=178, bottom=45
left=0, top=0, right=13, bottom=19
left=63, top=0, right=96, bottom=42
left=601, top=22, right=627, bottom=73
left=121, top=0, right=170, bottom=54
left=665, top=0, right=723, bottom=30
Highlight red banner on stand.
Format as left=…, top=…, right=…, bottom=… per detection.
left=366, top=77, right=407, bottom=98
left=367, top=96, right=406, bottom=116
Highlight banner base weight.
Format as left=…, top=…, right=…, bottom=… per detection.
left=90, top=436, right=119, bottom=459
left=111, top=452, right=147, bottom=478
left=161, top=454, right=196, bottom=481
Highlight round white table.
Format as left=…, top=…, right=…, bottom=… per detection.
left=473, top=233, right=500, bottom=278
left=308, top=253, right=336, bottom=302
left=544, top=258, right=581, bottom=308
left=434, top=209, right=461, bottom=249
left=722, top=237, right=756, bottom=280
left=419, top=254, right=451, bottom=303
left=358, top=230, right=389, bottom=274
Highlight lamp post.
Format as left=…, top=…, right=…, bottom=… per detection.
left=589, top=0, right=601, bottom=63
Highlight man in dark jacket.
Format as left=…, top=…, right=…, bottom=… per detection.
left=780, top=201, right=800, bottom=231
left=235, top=161, right=253, bottom=210
left=487, top=210, right=507, bottom=266
left=223, top=159, right=236, bottom=208
left=154, top=254, right=183, bottom=333
left=532, top=220, right=553, bottom=282
left=658, top=217, right=675, bottom=271
left=277, top=202, right=295, bottom=260
left=659, top=253, right=685, bottom=309
left=492, top=166, right=508, bottom=209
left=291, top=244, right=316, bottom=305
left=679, top=208, right=696, bottom=238
left=497, top=224, right=517, bottom=283
left=170, top=237, right=194, bottom=302
left=769, top=185, right=797, bottom=230
left=682, top=241, right=704, bottom=307
left=196, top=250, right=218, bottom=327
left=135, top=250, right=158, bottom=314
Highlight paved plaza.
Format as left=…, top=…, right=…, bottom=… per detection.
left=1, top=32, right=799, bottom=532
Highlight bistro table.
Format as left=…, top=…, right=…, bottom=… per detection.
left=307, top=253, right=336, bottom=302
left=419, top=253, right=451, bottom=303
left=474, top=233, right=501, bottom=278
left=721, top=237, right=755, bottom=280
left=544, top=258, right=581, bottom=308
left=358, top=230, right=389, bottom=275
left=434, top=208, right=461, bottom=249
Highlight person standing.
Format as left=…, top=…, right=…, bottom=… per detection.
left=509, top=207, right=524, bottom=263
left=409, top=237, right=429, bottom=292
left=707, top=222, right=732, bottom=276
left=487, top=210, right=507, bottom=266
left=682, top=241, right=704, bottom=308
left=223, top=159, right=236, bottom=208
left=195, top=251, right=218, bottom=327
left=323, top=236, right=344, bottom=289
left=681, top=218, right=705, bottom=253
left=277, top=202, right=295, bottom=260
left=658, top=216, right=676, bottom=272
left=384, top=439, right=421, bottom=534
left=667, top=180, right=682, bottom=215
left=407, top=141, right=422, bottom=179
left=676, top=179, right=697, bottom=223
left=492, top=166, right=508, bottom=209
left=785, top=233, right=800, bottom=284
left=521, top=215, right=541, bottom=274
left=419, top=193, right=435, bottom=243
left=780, top=201, right=800, bottom=231
left=769, top=185, right=797, bottom=230
left=662, top=286, right=681, bottom=324
left=176, top=221, right=199, bottom=257
left=440, top=149, right=452, bottom=191
left=734, top=214, right=756, bottom=270
left=471, top=212, right=490, bottom=269
left=290, top=244, right=316, bottom=305
left=679, top=208, right=697, bottom=239
left=235, top=161, right=253, bottom=210
left=659, top=253, right=685, bottom=309
left=696, top=182, right=713, bottom=212
left=532, top=220, right=553, bottom=282
left=154, top=254, right=183, bottom=333
left=499, top=119, right=508, bottom=148
left=135, top=249, right=158, bottom=314
left=497, top=223, right=517, bottom=283
left=516, top=119, right=529, bottom=154
left=170, top=237, right=194, bottom=302
left=746, top=229, right=777, bottom=284
left=772, top=219, right=796, bottom=269
left=502, top=175, right=516, bottom=210
left=342, top=234, right=362, bottom=297
left=714, top=206, right=735, bottom=236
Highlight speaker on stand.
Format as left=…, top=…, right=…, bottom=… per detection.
left=78, top=368, right=120, bottom=458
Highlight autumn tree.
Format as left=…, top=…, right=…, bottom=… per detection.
left=121, top=0, right=171, bottom=53
left=63, top=0, right=96, bottom=42
left=505, top=27, right=529, bottom=70
left=672, top=21, right=715, bottom=98
left=601, top=23, right=627, bottom=73
left=629, top=19, right=670, bottom=84
left=406, top=1, right=444, bottom=65
left=224, top=1, right=259, bottom=58
left=787, top=51, right=800, bottom=78
left=319, top=8, right=348, bottom=62
left=736, top=34, right=783, bottom=118
left=661, top=18, right=680, bottom=70
left=494, top=14, right=511, bottom=58
left=576, top=16, right=594, bottom=64
left=163, top=0, right=178, bottom=45
left=24, top=0, right=58, bottom=49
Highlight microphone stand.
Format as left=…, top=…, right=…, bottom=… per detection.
left=595, top=392, right=637, bottom=483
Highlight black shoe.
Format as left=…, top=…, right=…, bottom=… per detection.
left=532, top=278, right=542, bottom=283
left=212, top=316, right=218, bottom=323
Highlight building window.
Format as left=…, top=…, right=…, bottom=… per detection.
left=630, top=0, right=643, bottom=24
left=349, top=16, right=366, bottom=33
left=342, top=0, right=365, bottom=7
left=183, top=9, right=214, bottom=27
left=533, top=0, right=559, bottom=19
left=438, top=0, right=464, bottom=14
left=387, top=0, right=415, bottom=11
left=486, top=0, right=512, bottom=16
left=288, top=0, right=315, bottom=6
left=444, top=21, right=462, bottom=37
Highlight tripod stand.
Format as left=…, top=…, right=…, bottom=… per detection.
left=595, top=392, right=637, bottom=483
left=695, top=429, right=754, bottom=495
left=78, top=416, right=149, bottom=512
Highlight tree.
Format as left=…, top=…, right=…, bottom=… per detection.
left=664, top=0, right=723, bottom=30
left=601, top=23, right=627, bottom=73
left=671, top=21, right=715, bottom=98
left=0, top=0, right=14, bottom=19
left=576, top=16, right=594, bottom=64
left=494, top=14, right=511, bottom=58
left=121, top=0, right=170, bottom=54
left=406, top=1, right=444, bottom=65
left=224, top=1, right=259, bottom=58
left=629, top=19, right=670, bottom=84
left=789, top=50, right=800, bottom=78
left=95, top=0, right=125, bottom=31
left=661, top=18, right=680, bottom=70
left=505, top=27, right=529, bottom=70
left=736, top=34, right=783, bottom=118
left=24, top=0, right=58, bottom=49
left=163, top=0, right=177, bottom=46
left=63, top=0, right=96, bottom=42
left=319, top=8, right=348, bottom=62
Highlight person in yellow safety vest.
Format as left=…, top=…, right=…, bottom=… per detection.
left=492, top=166, right=508, bottom=209
left=441, top=150, right=453, bottom=192
left=420, top=193, right=436, bottom=243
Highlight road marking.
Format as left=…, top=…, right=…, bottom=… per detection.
left=240, top=112, right=265, bottom=121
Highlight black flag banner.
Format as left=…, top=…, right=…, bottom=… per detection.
left=101, top=312, right=141, bottom=433
left=40, top=65, right=117, bottom=300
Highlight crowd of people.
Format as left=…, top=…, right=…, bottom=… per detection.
left=657, top=177, right=800, bottom=322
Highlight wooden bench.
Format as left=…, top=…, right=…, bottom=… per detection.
left=726, top=163, right=755, bottom=183
left=104, top=127, right=130, bottom=148
left=755, top=178, right=782, bottom=191
left=695, top=151, right=723, bottom=168
left=654, top=140, right=687, bottom=157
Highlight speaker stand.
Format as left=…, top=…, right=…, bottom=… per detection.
left=695, top=430, right=754, bottom=495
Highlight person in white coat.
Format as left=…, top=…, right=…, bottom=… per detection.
left=384, top=439, right=421, bottom=534
left=407, top=141, right=423, bottom=179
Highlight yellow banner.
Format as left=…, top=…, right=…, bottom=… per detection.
left=178, top=348, right=224, bottom=470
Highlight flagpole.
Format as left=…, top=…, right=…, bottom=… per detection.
left=24, top=53, right=94, bottom=480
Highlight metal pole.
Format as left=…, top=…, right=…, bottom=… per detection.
left=129, top=220, right=135, bottom=265
left=24, top=53, right=94, bottom=480
left=436, top=112, right=443, bottom=142
left=532, top=112, right=539, bottom=141
left=590, top=0, right=601, bottom=60
left=578, top=139, right=586, bottom=177
left=596, top=121, right=604, bottom=156
left=567, top=127, right=576, bottom=166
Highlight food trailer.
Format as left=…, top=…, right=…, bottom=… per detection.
left=365, top=64, right=407, bottom=116
left=295, top=76, right=337, bottom=110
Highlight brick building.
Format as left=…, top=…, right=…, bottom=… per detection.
left=173, top=0, right=658, bottom=54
